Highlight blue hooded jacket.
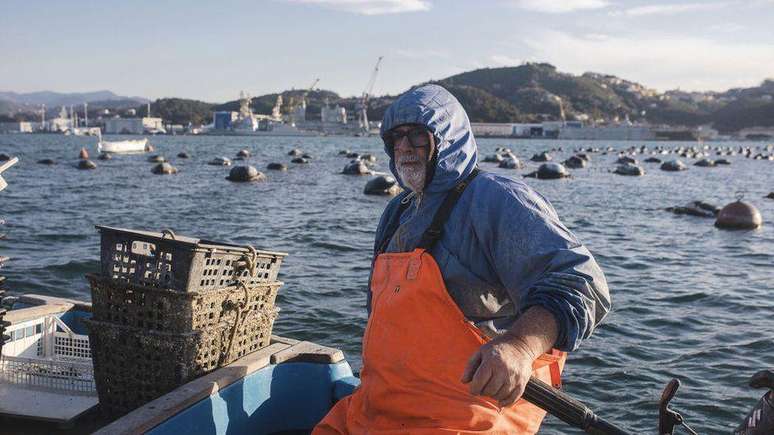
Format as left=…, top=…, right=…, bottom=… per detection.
left=371, top=84, right=610, bottom=352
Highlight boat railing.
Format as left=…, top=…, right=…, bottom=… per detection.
left=0, top=354, right=95, bottom=394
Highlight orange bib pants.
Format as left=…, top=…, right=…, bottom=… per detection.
left=314, top=248, right=566, bottom=434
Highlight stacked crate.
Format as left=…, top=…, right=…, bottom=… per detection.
left=87, top=226, right=287, bottom=417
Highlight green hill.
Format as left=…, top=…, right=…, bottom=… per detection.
left=4, top=64, right=772, bottom=133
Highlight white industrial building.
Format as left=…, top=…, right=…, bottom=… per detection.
left=104, top=117, right=165, bottom=134
left=471, top=123, right=519, bottom=137
left=321, top=104, right=347, bottom=124
left=558, top=125, right=655, bottom=140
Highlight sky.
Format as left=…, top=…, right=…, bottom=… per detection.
left=1, top=0, right=773, bottom=102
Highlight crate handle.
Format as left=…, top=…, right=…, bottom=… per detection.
left=160, top=229, right=176, bottom=240
left=234, top=245, right=258, bottom=278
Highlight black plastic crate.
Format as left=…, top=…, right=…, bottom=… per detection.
left=87, top=273, right=281, bottom=333
left=97, top=226, right=286, bottom=293
left=86, top=309, right=277, bottom=418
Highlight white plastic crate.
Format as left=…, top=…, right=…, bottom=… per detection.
left=0, top=314, right=95, bottom=394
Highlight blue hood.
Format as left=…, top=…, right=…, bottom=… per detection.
left=372, top=85, right=610, bottom=352
left=380, top=84, right=478, bottom=193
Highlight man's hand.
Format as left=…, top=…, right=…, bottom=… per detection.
left=460, top=306, right=560, bottom=407
left=460, top=333, right=536, bottom=407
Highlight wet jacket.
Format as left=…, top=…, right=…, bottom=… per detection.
left=370, top=84, right=610, bottom=352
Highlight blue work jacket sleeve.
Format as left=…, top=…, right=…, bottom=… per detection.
left=475, top=182, right=611, bottom=352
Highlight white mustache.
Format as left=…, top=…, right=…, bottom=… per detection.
left=397, top=155, right=422, bottom=164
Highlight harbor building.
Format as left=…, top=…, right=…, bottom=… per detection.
left=471, top=123, right=518, bottom=137
left=321, top=104, right=347, bottom=124
left=0, top=122, right=34, bottom=133
left=558, top=124, right=655, bottom=140
left=472, top=121, right=657, bottom=140
left=104, top=117, right=165, bottom=134
left=213, top=111, right=239, bottom=130
left=471, top=122, right=546, bottom=138
left=48, top=107, right=74, bottom=132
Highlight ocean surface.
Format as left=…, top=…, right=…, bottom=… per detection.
left=1, top=133, right=772, bottom=434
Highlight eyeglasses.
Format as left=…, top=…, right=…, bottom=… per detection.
left=383, top=126, right=431, bottom=150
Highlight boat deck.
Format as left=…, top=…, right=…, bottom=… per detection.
left=0, top=383, right=98, bottom=423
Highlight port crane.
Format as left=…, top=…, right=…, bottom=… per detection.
left=358, top=56, right=383, bottom=134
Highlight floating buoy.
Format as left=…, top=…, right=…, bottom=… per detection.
left=483, top=154, right=503, bottom=163
left=766, top=192, right=774, bottom=200
left=525, top=162, right=569, bottom=179
left=226, top=165, right=265, bottom=182
left=338, top=149, right=350, bottom=156
left=716, top=159, right=731, bottom=165
left=236, top=149, right=251, bottom=158
left=364, top=175, right=401, bottom=196
left=499, top=157, right=523, bottom=169
left=77, top=159, right=96, bottom=170
left=151, top=162, right=178, bottom=175
left=266, top=163, right=287, bottom=171
left=530, top=152, right=551, bottom=162
left=288, top=148, right=303, bottom=156
left=98, top=153, right=112, bottom=160
left=694, top=159, right=716, bottom=167
left=360, top=154, right=376, bottom=163
left=208, top=157, right=231, bottom=166
left=613, top=163, right=645, bottom=176
left=666, top=201, right=719, bottom=218
left=145, top=143, right=155, bottom=152
left=715, top=199, right=763, bottom=230
left=563, top=155, right=586, bottom=169
left=616, top=156, right=637, bottom=165
left=37, top=159, right=56, bottom=165
left=645, top=157, right=662, bottom=163
left=147, top=155, right=165, bottom=163
left=343, top=160, right=370, bottom=175
left=177, top=152, right=190, bottom=159
left=661, top=160, right=687, bottom=171
left=346, top=152, right=360, bottom=159
left=79, top=147, right=89, bottom=159
left=291, top=157, right=310, bottom=164
left=0, top=154, right=10, bottom=161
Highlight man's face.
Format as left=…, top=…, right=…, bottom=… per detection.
left=387, top=124, right=432, bottom=192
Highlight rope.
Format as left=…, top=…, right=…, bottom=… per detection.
left=222, top=281, right=250, bottom=364
left=221, top=243, right=259, bottom=363
left=235, top=245, right=258, bottom=280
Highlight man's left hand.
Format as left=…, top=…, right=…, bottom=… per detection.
left=460, top=334, right=536, bottom=407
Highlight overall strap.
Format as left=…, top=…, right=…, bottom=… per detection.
left=376, top=194, right=411, bottom=254
left=417, top=168, right=480, bottom=251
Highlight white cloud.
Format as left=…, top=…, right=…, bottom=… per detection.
left=521, top=30, right=774, bottom=91
left=284, top=0, right=431, bottom=15
left=614, top=2, right=729, bottom=16
left=510, top=0, right=610, bottom=13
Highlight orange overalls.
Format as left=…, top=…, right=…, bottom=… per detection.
left=314, top=170, right=566, bottom=434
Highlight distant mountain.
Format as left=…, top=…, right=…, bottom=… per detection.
left=363, top=63, right=773, bottom=133
left=2, top=68, right=772, bottom=133
left=0, top=90, right=148, bottom=108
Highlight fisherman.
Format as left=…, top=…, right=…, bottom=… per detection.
left=314, top=84, right=610, bottom=434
